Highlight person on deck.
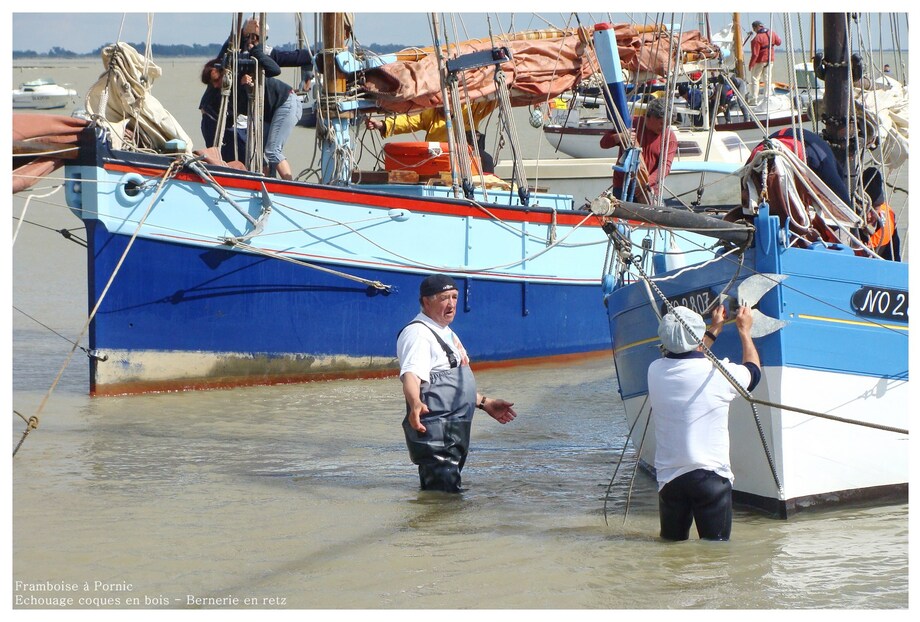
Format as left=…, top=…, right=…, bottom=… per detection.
left=677, top=84, right=706, bottom=127
left=717, top=73, right=751, bottom=124
left=397, top=274, right=517, bottom=493
left=199, top=18, right=312, bottom=168
left=748, top=127, right=852, bottom=207
left=365, top=101, right=497, bottom=174
left=773, top=128, right=852, bottom=206
left=647, top=304, right=762, bottom=541
left=599, top=96, right=678, bottom=204
left=862, top=167, right=901, bottom=261
left=200, top=58, right=246, bottom=163
left=748, top=21, right=782, bottom=102
left=365, top=101, right=496, bottom=142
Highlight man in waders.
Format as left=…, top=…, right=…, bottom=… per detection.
left=397, top=274, right=517, bottom=492
left=647, top=305, right=761, bottom=540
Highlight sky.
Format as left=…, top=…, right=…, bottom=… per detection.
left=9, top=4, right=912, bottom=56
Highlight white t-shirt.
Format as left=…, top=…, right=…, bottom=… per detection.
left=647, top=352, right=752, bottom=489
left=397, top=313, right=467, bottom=383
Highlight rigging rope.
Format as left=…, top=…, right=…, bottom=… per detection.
left=225, top=240, right=392, bottom=291
left=12, top=185, right=65, bottom=246
left=624, top=243, right=784, bottom=496
left=13, top=158, right=183, bottom=457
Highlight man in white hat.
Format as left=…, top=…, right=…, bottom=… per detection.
left=647, top=304, right=761, bottom=540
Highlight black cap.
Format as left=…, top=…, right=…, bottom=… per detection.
left=419, top=274, right=458, bottom=297
left=752, top=20, right=764, bottom=29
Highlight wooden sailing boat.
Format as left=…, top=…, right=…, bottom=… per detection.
left=594, top=12, right=908, bottom=517
left=18, top=12, right=630, bottom=395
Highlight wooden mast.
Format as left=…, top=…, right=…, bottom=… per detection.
left=732, top=13, right=745, bottom=79
left=321, top=14, right=349, bottom=98
left=319, top=13, right=354, bottom=184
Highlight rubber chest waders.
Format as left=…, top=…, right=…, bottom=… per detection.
left=400, top=322, right=477, bottom=492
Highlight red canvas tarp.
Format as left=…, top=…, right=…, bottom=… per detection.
left=12, top=113, right=89, bottom=193
left=362, top=23, right=718, bottom=113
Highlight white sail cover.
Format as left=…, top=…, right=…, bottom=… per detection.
left=84, top=42, right=193, bottom=153
left=854, top=76, right=909, bottom=170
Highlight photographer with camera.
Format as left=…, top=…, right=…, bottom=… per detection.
left=199, top=18, right=310, bottom=178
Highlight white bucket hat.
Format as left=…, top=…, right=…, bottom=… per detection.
left=658, top=306, right=706, bottom=353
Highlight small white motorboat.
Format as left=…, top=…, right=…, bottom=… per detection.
left=13, top=78, right=78, bottom=110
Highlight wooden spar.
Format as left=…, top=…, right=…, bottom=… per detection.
left=732, top=13, right=745, bottom=78
left=14, top=140, right=80, bottom=159
left=318, top=12, right=355, bottom=184
left=296, top=12, right=305, bottom=51
left=809, top=13, right=816, bottom=64
left=822, top=13, right=853, bottom=166
left=391, top=27, right=579, bottom=61
left=321, top=13, right=351, bottom=119
left=592, top=199, right=754, bottom=248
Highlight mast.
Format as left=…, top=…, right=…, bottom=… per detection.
left=319, top=13, right=354, bottom=184
left=732, top=13, right=745, bottom=78
left=821, top=13, right=854, bottom=170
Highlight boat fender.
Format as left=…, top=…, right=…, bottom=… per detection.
left=116, top=173, right=147, bottom=206
left=806, top=242, right=855, bottom=255
left=65, top=175, right=82, bottom=210
left=529, top=108, right=544, bottom=128
left=163, top=139, right=187, bottom=153
left=601, top=273, right=616, bottom=296
left=388, top=208, right=411, bottom=222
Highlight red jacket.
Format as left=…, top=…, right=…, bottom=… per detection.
left=600, top=116, right=678, bottom=193
left=749, top=28, right=782, bottom=69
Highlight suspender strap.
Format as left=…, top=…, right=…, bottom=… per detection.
left=400, top=321, right=460, bottom=368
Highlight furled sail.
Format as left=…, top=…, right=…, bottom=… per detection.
left=84, top=42, right=193, bottom=153
left=362, top=24, right=720, bottom=114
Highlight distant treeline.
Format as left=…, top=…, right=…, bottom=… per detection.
left=13, top=42, right=412, bottom=59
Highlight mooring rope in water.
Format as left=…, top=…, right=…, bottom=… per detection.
left=12, top=306, right=105, bottom=361
left=13, top=410, right=39, bottom=457
left=602, top=394, right=647, bottom=526
left=622, top=404, right=652, bottom=527
left=13, top=159, right=183, bottom=457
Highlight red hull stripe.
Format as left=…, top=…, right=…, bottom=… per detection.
left=103, top=162, right=604, bottom=228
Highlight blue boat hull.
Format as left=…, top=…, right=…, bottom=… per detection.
left=67, top=131, right=613, bottom=394
left=604, top=210, right=909, bottom=515
left=84, top=219, right=610, bottom=394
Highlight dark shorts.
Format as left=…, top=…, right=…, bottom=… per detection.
left=658, top=469, right=733, bottom=541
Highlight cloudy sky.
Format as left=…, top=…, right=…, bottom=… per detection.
left=12, top=5, right=907, bottom=55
